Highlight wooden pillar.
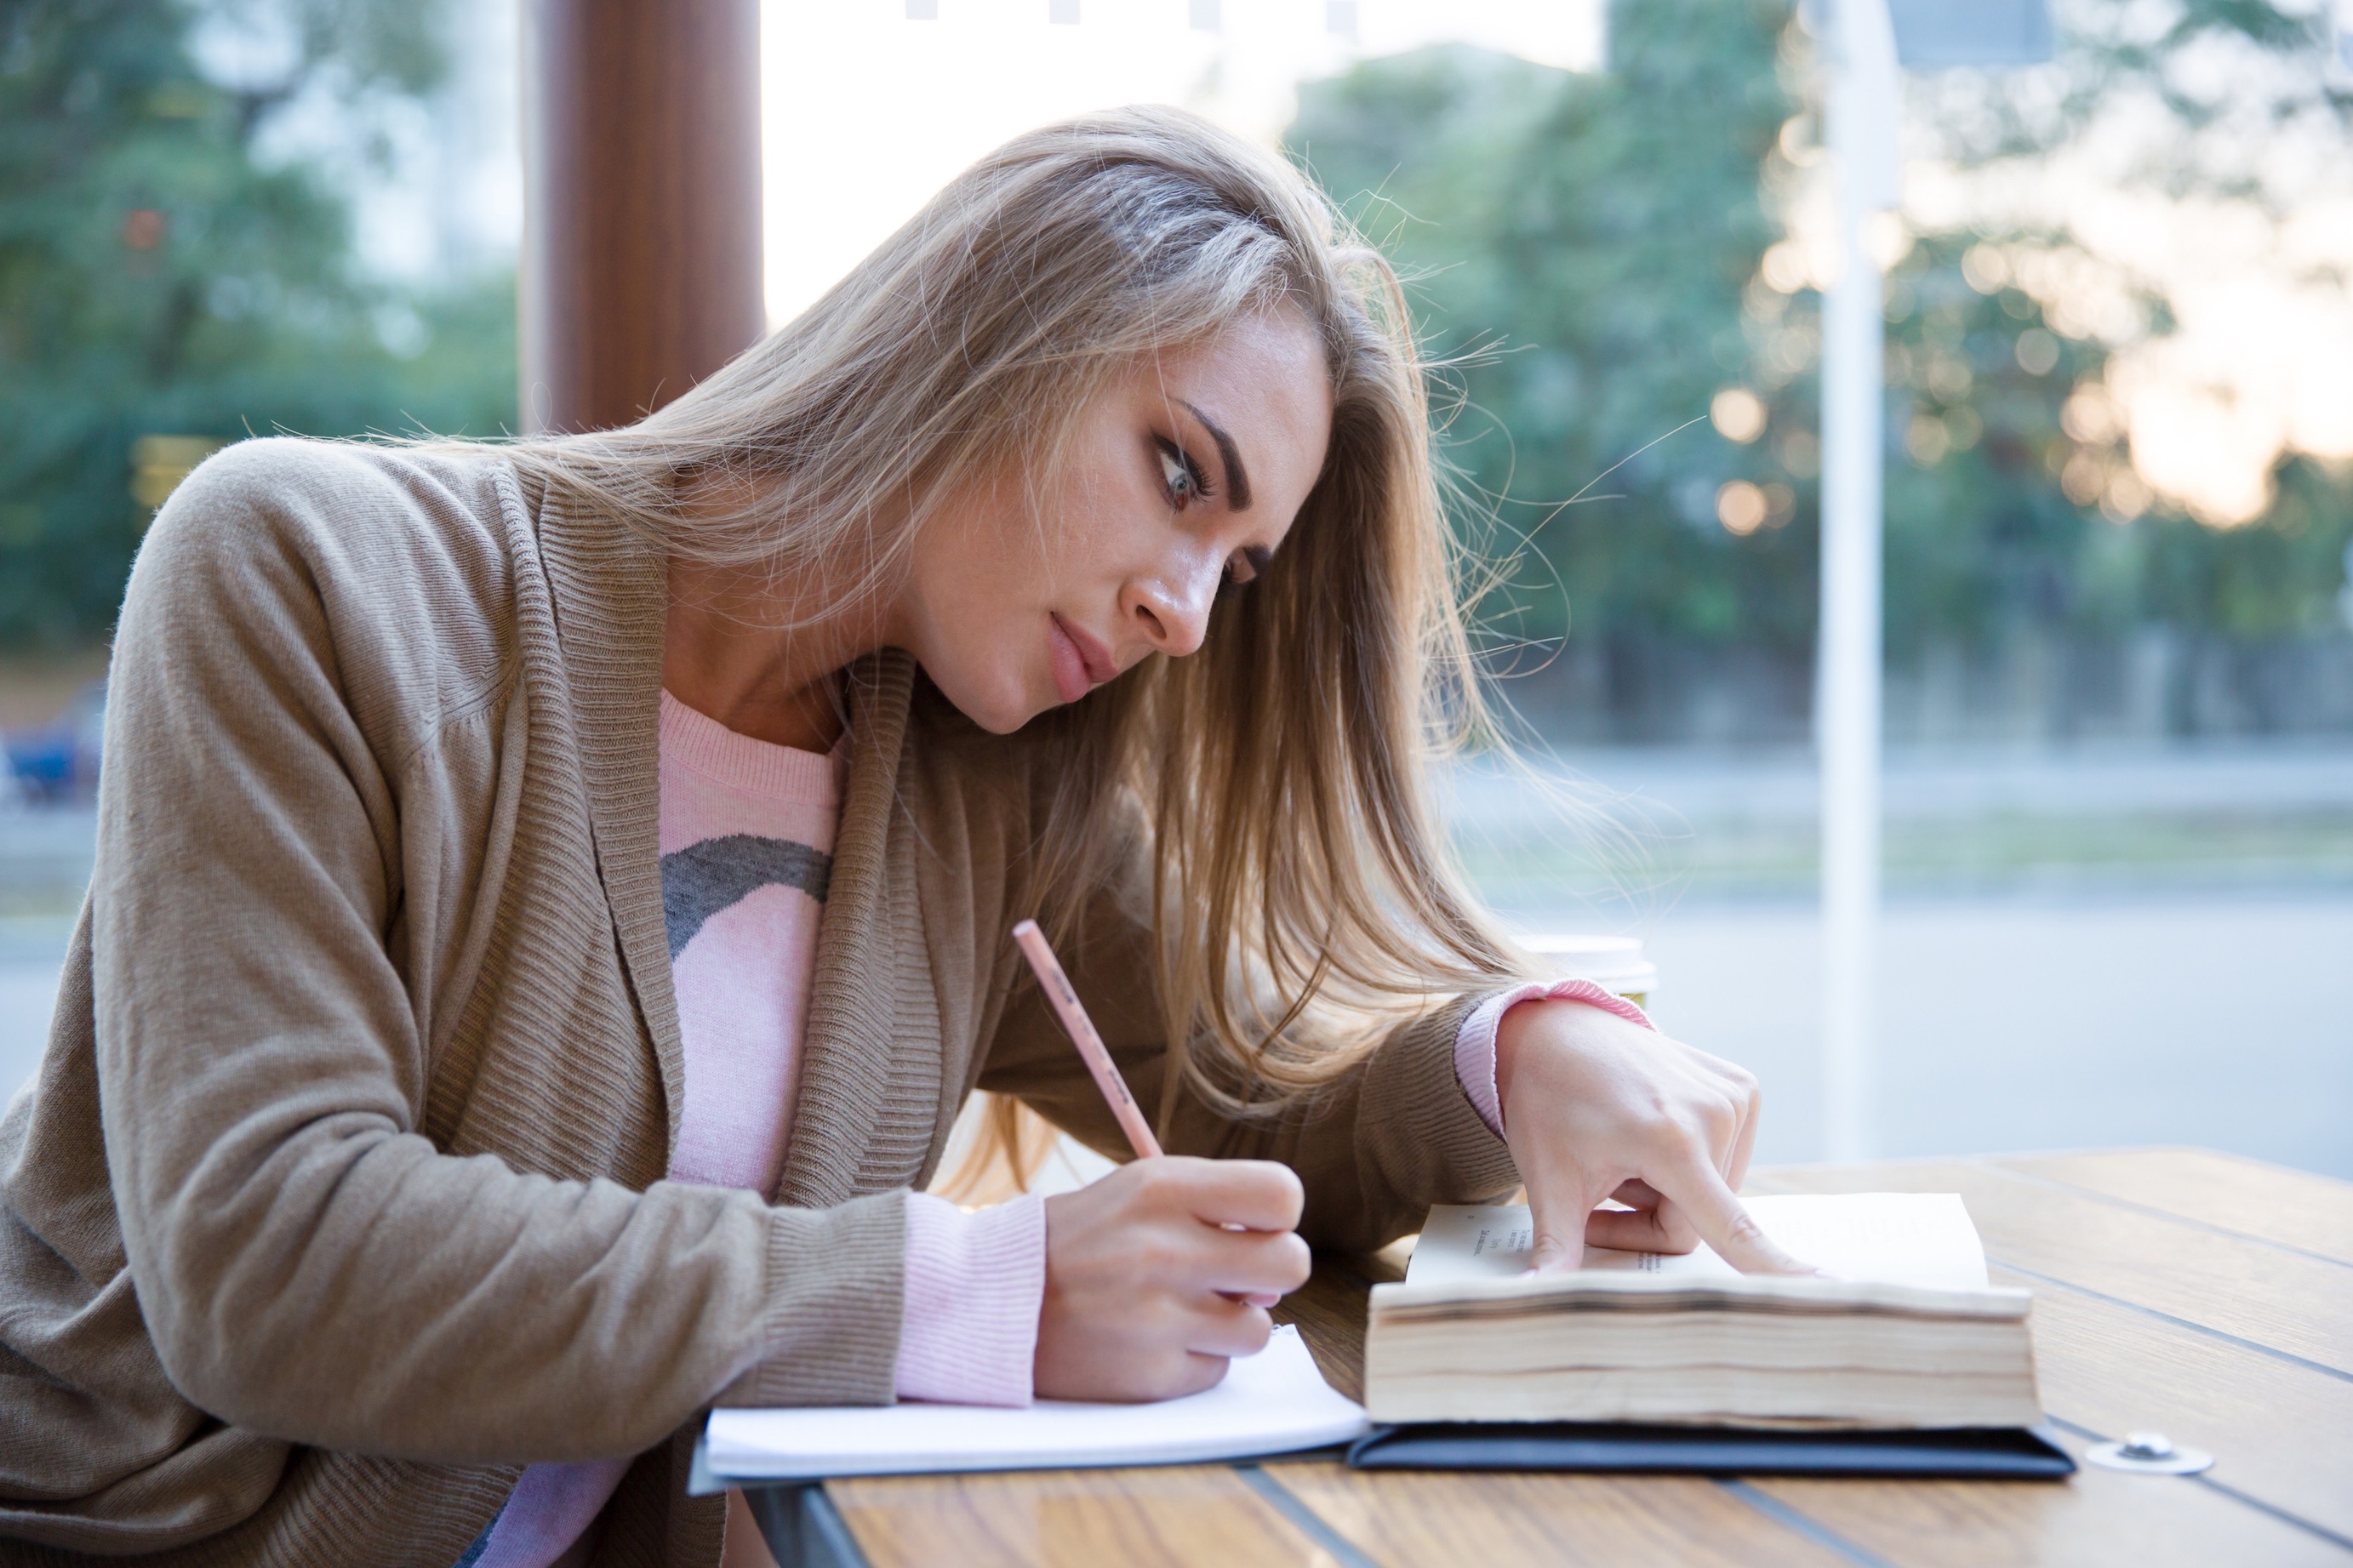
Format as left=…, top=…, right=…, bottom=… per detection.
left=520, top=0, right=764, bottom=434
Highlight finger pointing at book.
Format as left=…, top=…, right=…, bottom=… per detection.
left=1493, top=998, right=1816, bottom=1276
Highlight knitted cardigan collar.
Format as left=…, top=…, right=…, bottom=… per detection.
left=528, top=474, right=938, bottom=1208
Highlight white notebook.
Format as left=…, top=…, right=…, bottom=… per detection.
left=1407, top=1192, right=1990, bottom=1291
left=703, top=1326, right=1369, bottom=1481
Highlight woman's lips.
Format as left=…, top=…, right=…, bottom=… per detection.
left=1048, top=613, right=1117, bottom=704
left=1047, top=615, right=1091, bottom=704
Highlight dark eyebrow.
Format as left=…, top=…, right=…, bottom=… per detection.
left=1177, top=399, right=1252, bottom=511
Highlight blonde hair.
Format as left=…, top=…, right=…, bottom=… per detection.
left=500, top=105, right=1533, bottom=1185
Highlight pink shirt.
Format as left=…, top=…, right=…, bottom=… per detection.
left=470, top=695, right=1042, bottom=1568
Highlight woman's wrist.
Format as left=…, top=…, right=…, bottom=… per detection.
left=1493, top=995, right=1564, bottom=1111
left=1493, top=986, right=1659, bottom=1121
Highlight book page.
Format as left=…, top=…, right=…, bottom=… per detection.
left=1406, top=1193, right=1990, bottom=1291
left=705, top=1326, right=1368, bottom=1480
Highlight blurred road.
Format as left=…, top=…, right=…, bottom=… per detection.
left=5, top=747, right=2350, bottom=1179
left=1453, top=738, right=2353, bottom=904
left=1572, top=894, right=2353, bottom=1179
left=1468, top=739, right=2353, bottom=1177
left=0, top=928, right=66, bottom=1118
left=6, top=892, right=2344, bottom=1175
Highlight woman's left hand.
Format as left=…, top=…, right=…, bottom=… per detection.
left=1493, top=998, right=1815, bottom=1275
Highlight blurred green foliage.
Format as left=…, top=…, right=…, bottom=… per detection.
left=5, top=0, right=2347, bottom=725
left=0, top=0, right=513, bottom=647
left=1294, top=10, right=1808, bottom=663
left=1288, top=0, right=2353, bottom=705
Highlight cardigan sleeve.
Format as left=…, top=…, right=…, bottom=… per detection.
left=89, top=445, right=903, bottom=1466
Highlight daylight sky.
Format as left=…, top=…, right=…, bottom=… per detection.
left=757, top=0, right=1602, bottom=328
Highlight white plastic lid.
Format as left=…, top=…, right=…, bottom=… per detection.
left=1514, top=933, right=1659, bottom=995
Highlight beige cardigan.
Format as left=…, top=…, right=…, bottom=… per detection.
left=0, top=441, right=1519, bottom=1566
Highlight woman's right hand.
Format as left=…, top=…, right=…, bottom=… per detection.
left=1033, top=1156, right=1311, bottom=1401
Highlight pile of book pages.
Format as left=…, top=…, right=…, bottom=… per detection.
left=1364, top=1195, right=2042, bottom=1429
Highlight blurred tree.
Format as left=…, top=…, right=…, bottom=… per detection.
left=1886, top=0, right=2353, bottom=660
left=0, top=0, right=513, bottom=647
left=1293, top=8, right=1808, bottom=716
left=1873, top=232, right=2094, bottom=663
left=1290, top=0, right=2353, bottom=739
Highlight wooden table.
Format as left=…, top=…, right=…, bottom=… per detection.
left=745, top=1147, right=2353, bottom=1566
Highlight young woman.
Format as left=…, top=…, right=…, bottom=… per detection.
left=0, top=108, right=1797, bottom=1566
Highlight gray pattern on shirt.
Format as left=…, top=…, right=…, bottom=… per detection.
left=660, top=834, right=833, bottom=959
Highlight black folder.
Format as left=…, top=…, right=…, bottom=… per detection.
left=1346, top=1422, right=2076, bottom=1479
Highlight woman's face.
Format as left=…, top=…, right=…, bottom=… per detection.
left=896, top=311, right=1334, bottom=734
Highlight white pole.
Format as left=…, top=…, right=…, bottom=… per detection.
left=1819, top=0, right=1899, bottom=1162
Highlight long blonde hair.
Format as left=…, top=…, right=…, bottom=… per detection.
left=500, top=105, right=1533, bottom=1177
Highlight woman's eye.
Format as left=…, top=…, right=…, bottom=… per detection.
left=1155, top=438, right=1208, bottom=510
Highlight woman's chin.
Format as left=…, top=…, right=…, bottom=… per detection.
left=971, top=705, right=1037, bottom=736
left=935, top=671, right=1048, bottom=735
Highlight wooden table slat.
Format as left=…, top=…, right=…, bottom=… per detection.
left=1757, top=1422, right=2352, bottom=1568
left=1996, top=1147, right=2353, bottom=1267
left=1996, top=1261, right=2353, bottom=1543
left=824, top=1465, right=1339, bottom=1568
left=1742, top=1159, right=2353, bottom=1376
left=1264, top=1461, right=1865, bottom=1568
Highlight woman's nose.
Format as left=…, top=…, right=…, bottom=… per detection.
left=1121, top=564, right=1214, bottom=659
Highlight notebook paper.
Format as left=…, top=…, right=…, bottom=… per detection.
left=704, top=1326, right=1369, bottom=1480
left=1407, top=1193, right=1990, bottom=1291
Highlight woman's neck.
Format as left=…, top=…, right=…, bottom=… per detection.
left=662, top=557, right=882, bottom=752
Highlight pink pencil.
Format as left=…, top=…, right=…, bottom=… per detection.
left=1009, top=919, right=1163, bottom=1160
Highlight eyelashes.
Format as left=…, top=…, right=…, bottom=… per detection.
left=1155, top=436, right=1212, bottom=510
left=1155, top=433, right=1267, bottom=600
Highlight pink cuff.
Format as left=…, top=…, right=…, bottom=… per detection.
left=894, top=1191, right=1047, bottom=1407
left=1454, top=979, right=1657, bottom=1140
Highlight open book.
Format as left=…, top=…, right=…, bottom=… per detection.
left=1366, top=1194, right=2043, bottom=1430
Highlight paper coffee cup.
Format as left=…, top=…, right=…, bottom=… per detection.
left=1515, top=934, right=1658, bottom=1007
